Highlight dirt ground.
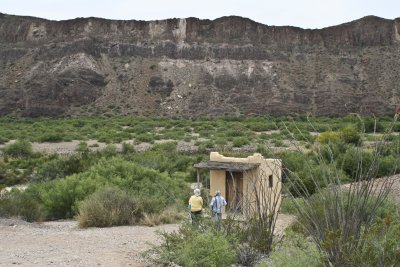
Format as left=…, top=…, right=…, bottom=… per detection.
left=0, top=214, right=295, bottom=267
left=342, top=174, right=400, bottom=203
left=0, top=219, right=178, bottom=267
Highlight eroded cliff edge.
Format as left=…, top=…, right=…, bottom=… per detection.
left=1, top=13, right=399, bottom=117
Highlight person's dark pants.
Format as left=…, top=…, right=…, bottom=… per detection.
left=191, top=210, right=202, bottom=226
left=211, top=211, right=222, bottom=230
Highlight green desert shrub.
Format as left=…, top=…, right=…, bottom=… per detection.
left=272, top=139, right=286, bottom=147
left=215, top=137, right=228, bottom=146
left=338, top=148, right=373, bottom=180
left=2, top=140, right=33, bottom=158
left=150, top=224, right=237, bottom=267
left=77, top=187, right=142, bottom=228
left=248, top=122, right=277, bottom=132
left=359, top=216, right=400, bottom=266
left=135, top=133, right=154, bottom=143
left=280, top=151, right=307, bottom=174
left=38, top=132, right=64, bottom=142
left=36, top=156, right=185, bottom=220
left=284, top=151, right=350, bottom=196
left=339, top=126, right=362, bottom=145
left=359, top=117, right=385, bottom=133
left=279, top=197, right=305, bottom=215
left=178, top=232, right=236, bottom=267
left=0, top=188, right=44, bottom=222
left=198, top=141, right=214, bottom=152
left=139, top=205, right=185, bottom=226
left=100, top=144, right=118, bottom=157
left=121, top=142, right=135, bottom=154
left=35, top=158, right=68, bottom=181
left=317, top=131, right=340, bottom=144
left=127, top=143, right=197, bottom=180
left=233, top=137, right=250, bottom=147
left=316, top=142, right=348, bottom=163
left=236, top=243, right=261, bottom=267
left=376, top=155, right=400, bottom=177
left=0, top=136, right=9, bottom=144
left=260, top=230, right=322, bottom=267
left=35, top=154, right=91, bottom=182
left=291, top=188, right=400, bottom=266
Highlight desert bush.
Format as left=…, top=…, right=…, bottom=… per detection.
left=149, top=223, right=237, bottom=267
left=35, top=158, right=68, bottom=181
left=338, top=147, right=373, bottom=180
left=215, top=137, right=228, bottom=146
left=2, top=140, right=33, bottom=158
left=139, top=206, right=185, bottom=226
left=316, top=142, right=348, bottom=163
left=0, top=136, right=9, bottom=144
left=121, top=142, right=135, bottom=154
left=225, top=128, right=247, bottom=137
left=178, top=231, right=236, bottom=267
left=393, top=121, right=400, bottom=132
left=287, top=174, right=396, bottom=266
left=0, top=188, right=44, bottom=222
left=317, top=131, right=340, bottom=144
left=76, top=141, right=90, bottom=154
left=135, top=133, right=154, bottom=143
left=339, top=126, right=362, bottom=145
left=284, top=115, right=399, bottom=266
left=232, top=137, right=250, bottom=147
left=294, top=163, right=350, bottom=196
left=376, top=155, right=399, bottom=177
left=236, top=243, right=261, bottom=267
left=35, top=153, right=92, bottom=182
left=293, top=131, right=314, bottom=143
left=37, top=175, right=92, bottom=219
left=162, top=129, right=186, bottom=140
left=359, top=215, right=400, bottom=266
left=272, top=139, right=286, bottom=147
left=248, top=122, right=277, bottom=132
left=260, top=230, right=323, bottom=267
left=280, top=151, right=306, bottom=173
left=38, top=132, right=64, bottom=142
left=200, top=140, right=214, bottom=149
left=77, top=187, right=142, bottom=228
left=100, top=144, right=118, bottom=157
left=279, top=196, right=305, bottom=215
left=36, top=156, right=185, bottom=220
left=301, top=194, right=400, bottom=266
left=127, top=143, right=197, bottom=179
left=359, top=117, right=385, bottom=133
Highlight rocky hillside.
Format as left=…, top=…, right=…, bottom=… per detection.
left=0, top=13, right=399, bottom=117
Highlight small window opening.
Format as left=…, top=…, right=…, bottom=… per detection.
left=268, top=175, right=273, bottom=188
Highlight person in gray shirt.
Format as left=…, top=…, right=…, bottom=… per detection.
left=209, top=190, right=227, bottom=230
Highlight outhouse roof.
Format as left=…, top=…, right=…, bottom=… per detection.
left=194, top=161, right=260, bottom=171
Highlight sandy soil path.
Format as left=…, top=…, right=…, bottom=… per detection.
left=0, top=219, right=178, bottom=267
left=0, top=213, right=295, bottom=267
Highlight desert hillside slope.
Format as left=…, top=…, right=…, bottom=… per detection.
left=1, top=13, right=400, bottom=117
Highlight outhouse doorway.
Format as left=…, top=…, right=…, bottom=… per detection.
left=225, top=171, right=243, bottom=212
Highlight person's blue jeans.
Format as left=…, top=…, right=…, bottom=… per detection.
left=211, top=211, right=222, bottom=230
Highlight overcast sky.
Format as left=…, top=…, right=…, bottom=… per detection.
left=1, top=0, right=399, bottom=29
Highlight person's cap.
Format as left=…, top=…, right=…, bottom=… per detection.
left=215, top=190, right=221, bottom=196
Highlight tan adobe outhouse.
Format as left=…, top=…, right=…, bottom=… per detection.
left=194, top=152, right=282, bottom=218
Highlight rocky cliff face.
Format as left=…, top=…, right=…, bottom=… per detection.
left=1, top=13, right=399, bottom=117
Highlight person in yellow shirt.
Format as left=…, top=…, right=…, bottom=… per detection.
left=188, top=188, right=203, bottom=226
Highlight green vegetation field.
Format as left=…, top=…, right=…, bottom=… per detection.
left=1, top=115, right=400, bottom=266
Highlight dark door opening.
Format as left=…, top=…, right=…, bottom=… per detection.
left=226, top=171, right=243, bottom=212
